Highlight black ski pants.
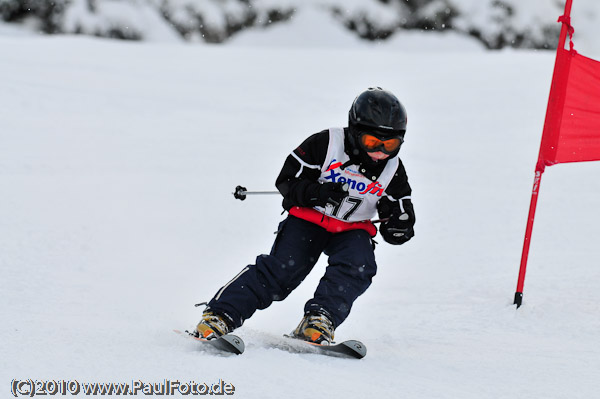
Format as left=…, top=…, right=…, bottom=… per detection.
left=207, top=215, right=377, bottom=329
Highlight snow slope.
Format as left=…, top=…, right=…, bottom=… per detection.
left=1, top=35, right=600, bottom=398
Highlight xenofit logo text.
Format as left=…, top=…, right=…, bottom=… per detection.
left=324, top=160, right=384, bottom=196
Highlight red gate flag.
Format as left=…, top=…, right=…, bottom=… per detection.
left=539, top=47, right=600, bottom=167
left=515, top=0, right=600, bottom=308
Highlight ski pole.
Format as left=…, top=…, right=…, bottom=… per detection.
left=232, top=183, right=350, bottom=201
left=233, top=185, right=279, bottom=201
left=233, top=184, right=394, bottom=224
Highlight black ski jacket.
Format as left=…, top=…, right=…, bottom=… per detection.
left=275, top=129, right=413, bottom=221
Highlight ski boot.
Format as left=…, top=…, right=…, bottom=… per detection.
left=196, top=310, right=233, bottom=340
left=292, top=310, right=335, bottom=345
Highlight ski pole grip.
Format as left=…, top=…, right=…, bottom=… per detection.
left=233, top=185, right=247, bottom=201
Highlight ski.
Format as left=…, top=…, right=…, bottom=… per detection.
left=173, top=329, right=245, bottom=355
left=281, top=334, right=367, bottom=359
left=174, top=329, right=364, bottom=358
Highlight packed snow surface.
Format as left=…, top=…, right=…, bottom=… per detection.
left=1, top=32, right=599, bottom=398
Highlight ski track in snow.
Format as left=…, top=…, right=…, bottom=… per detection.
left=1, top=35, right=600, bottom=398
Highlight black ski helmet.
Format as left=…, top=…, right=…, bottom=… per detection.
left=347, top=87, right=407, bottom=160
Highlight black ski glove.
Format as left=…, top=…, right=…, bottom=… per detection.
left=310, top=182, right=349, bottom=207
left=380, top=208, right=415, bottom=245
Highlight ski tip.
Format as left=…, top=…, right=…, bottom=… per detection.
left=221, top=334, right=245, bottom=354
left=341, top=340, right=367, bottom=359
left=175, top=329, right=245, bottom=355
left=283, top=334, right=366, bottom=359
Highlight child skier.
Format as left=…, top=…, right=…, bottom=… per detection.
left=195, top=87, right=415, bottom=344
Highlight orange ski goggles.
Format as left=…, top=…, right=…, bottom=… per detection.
left=359, top=133, right=403, bottom=154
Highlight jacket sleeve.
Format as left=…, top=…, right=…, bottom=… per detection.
left=377, top=160, right=414, bottom=221
left=275, top=130, right=329, bottom=210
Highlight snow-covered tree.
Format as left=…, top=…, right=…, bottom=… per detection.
left=0, top=0, right=572, bottom=49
